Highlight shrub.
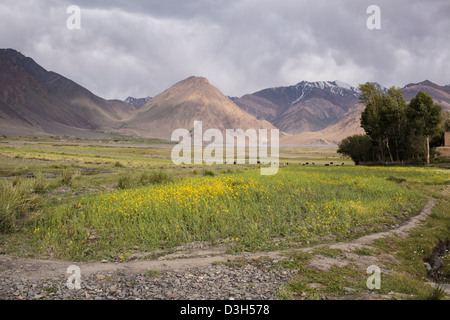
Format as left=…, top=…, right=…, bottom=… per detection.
left=0, top=178, right=42, bottom=233
left=32, top=174, right=50, bottom=194
left=203, top=169, right=215, bottom=177
left=117, top=174, right=134, bottom=189
left=387, top=176, right=407, bottom=184
left=60, top=169, right=73, bottom=186
left=114, top=161, right=125, bottom=168
left=139, top=170, right=173, bottom=186
left=337, top=134, right=377, bottom=165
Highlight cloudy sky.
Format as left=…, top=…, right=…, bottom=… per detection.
left=1, top=0, right=449, bottom=100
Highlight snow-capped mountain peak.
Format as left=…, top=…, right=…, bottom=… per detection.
left=288, top=80, right=359, bottom=106
left=296, top=80, right=358, bottom=92
left=124, top=96, right=152, bottom=108
left=334, top=80, right=354, bottom=91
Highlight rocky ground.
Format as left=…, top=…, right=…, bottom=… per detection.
left=0, top=262, right=296, bottom=300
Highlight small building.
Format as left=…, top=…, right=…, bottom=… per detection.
left=437, top=131, right=450, bottom=157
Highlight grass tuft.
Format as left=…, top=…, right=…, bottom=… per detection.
left=0, top=178, right=43, bottom=233
left=139, top=170, right=173, bottom=185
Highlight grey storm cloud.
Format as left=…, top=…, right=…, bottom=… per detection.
left=0, top=0, right=449, bottom=99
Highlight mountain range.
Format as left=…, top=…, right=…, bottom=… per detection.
left=1, top=48, right=449, bottom=145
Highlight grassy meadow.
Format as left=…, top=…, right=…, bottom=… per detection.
left=32, top=165, right=439, bottom=261
left=0, top=136, right=449, bottom=299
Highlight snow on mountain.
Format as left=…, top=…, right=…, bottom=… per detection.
left=370, top=82, right=388, bottom=93
left=288, top=80, right=360, bottom=106
left=334, top=80, right=354, bottom=91
left=124, top=96, right=152, bottom=108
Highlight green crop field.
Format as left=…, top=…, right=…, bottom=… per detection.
left=32, top=165, right=445, bottom=261
left=1, top=136, right=449, bottom=299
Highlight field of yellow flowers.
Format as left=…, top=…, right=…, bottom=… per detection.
left=34, top=165, right=449, bottom=261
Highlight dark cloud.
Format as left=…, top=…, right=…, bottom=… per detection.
left=0, top=0, right=449, bottom=99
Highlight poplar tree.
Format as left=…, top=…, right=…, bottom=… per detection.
left=360, top=83, right=385, bottom=161
left=360, top=83, right=409, bottom=162
left=407, top=91, right=443, bottom=165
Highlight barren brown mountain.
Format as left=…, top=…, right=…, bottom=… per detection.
left=0, top=49, right=136, bottom=137
left=402, top=80, right=450, bottom=109
left=119, top=76, right=276, bottom=140
left=0, top=50, right=95, bottom=136
left=280, top=106, right=365, bottom=146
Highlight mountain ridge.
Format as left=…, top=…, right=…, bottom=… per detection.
left=1, top=49, right=448, bottom=145
left=0, top=48, right=136, bottom=137
left=234, top=80, right=363, bottom=134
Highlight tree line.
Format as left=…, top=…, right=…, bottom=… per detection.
left=338, top=83, right=447, bottom=165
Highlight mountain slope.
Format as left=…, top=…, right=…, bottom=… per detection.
left=0, top=49, right=136, bottom=136
left=234, top=81, right=362, bottom=134
left=280, top=106, right=365, bottom=145
left=0, top=50, right=99, bottom=136
left=402, top=80, right=450, bottom=109
left=120, top=76, right=276, bottom=140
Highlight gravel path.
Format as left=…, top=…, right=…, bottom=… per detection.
left=0, top=262, right=295, bottom=300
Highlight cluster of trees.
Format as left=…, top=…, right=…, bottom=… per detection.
left=338, top=83, right=445, bottom=165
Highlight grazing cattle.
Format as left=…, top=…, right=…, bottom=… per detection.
left=325, top=164, right=329, bottom=166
